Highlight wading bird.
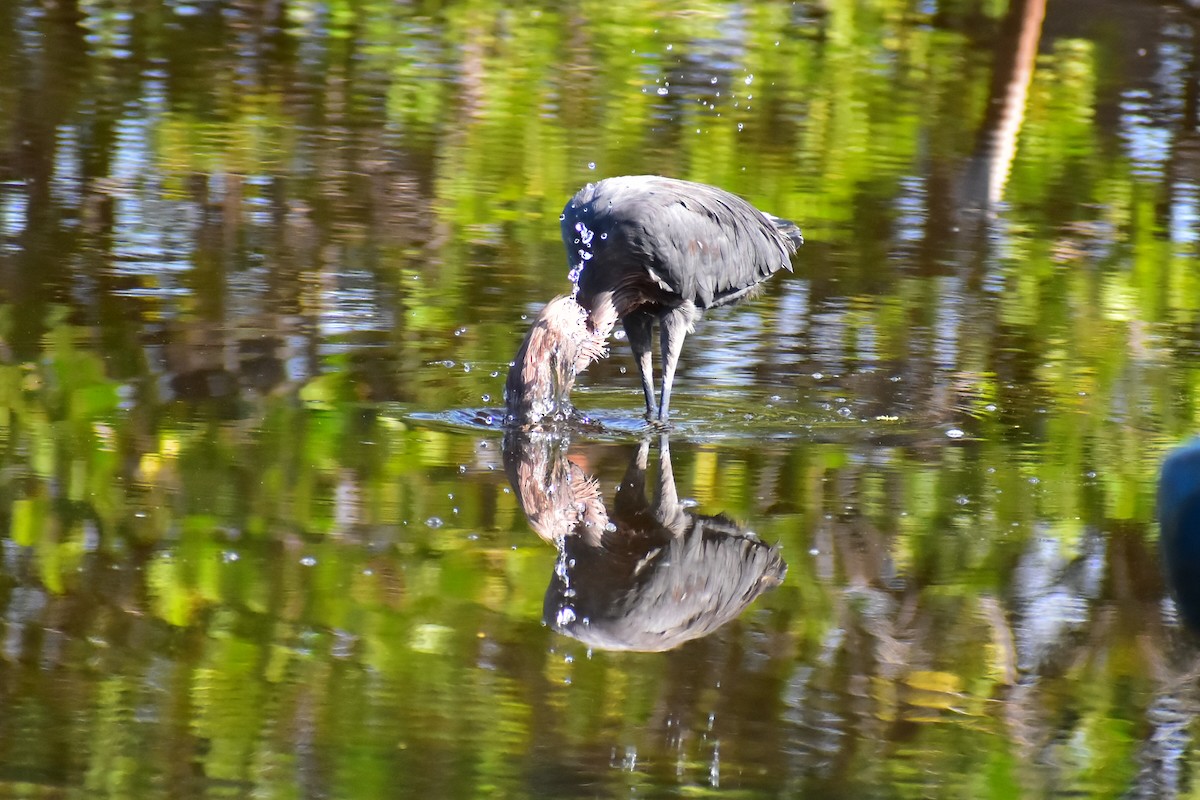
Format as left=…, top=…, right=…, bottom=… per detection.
left=505, top=175, right=803, bottom=425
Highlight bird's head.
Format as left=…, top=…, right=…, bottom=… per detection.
left=504, top=295, right=616, bottom=425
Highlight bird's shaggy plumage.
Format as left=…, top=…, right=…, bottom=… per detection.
left=506, top=175, right=802, bottom=425
left=564, top=175, right=801, bottom=315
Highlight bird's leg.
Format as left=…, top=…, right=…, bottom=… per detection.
left=623, top=311, right=657, bottom=419
left=652, top=433, right=689, bottom=534
left=613, top=436, right=652, bottom=520
left=653, top=434, right=678, bottom=513
left=656, top=304, right=694, bottom=423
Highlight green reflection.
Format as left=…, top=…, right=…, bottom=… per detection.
left=0, top=0, right=1198, bottom=797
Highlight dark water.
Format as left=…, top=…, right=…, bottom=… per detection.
left=2, top=0, right=1200, bottom=797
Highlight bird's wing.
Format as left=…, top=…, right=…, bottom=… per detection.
left=623, top=179, right=795, bottom=309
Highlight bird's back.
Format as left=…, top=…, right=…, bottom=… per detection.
left=563, top=175, right=801, bottom=313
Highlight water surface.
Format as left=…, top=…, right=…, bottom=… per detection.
left=1, top=0, right=1199, bottom=797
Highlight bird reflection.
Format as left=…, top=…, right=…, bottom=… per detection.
left=1159, top=438, right=1200, bottom=633
left=503, top=432, right=786, bottom=652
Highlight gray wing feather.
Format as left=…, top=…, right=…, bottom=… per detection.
left=565, top=176, right=798, bottom=310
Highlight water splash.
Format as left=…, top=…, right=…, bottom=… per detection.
left=567, top=219, right=596, bottom=295
left=552, top=546, right=578, bottom=627
left=576, top=221, right=594, bottom=248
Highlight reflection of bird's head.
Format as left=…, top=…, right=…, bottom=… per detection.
left=504, top=295, right=616, bottom=425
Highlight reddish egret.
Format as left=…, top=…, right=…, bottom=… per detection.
left=505, top=175, right=803, bottom=425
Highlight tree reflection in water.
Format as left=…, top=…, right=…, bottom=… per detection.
left=503, top=432, right=785, bottom=652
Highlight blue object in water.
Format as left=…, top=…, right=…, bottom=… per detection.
left=1159, top=438, right=1200, bottom=631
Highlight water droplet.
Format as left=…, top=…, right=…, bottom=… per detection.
left=575, top=220, right=594, bottom=245
left=481, top=394, right=490, bottom=403
left=588, top=162, right=596, bottom=170
left=744, top=74, right=753, bottom=85
left=737, top=123, right=744, bottom=132
left=657, top=87, right=669, bottom=96
left=426, top=517, right=444, bottom=528
left=600, top=232, right=607, bottom=240
left=946, top=428, right=965, bottom=439
left=300, top=556, right=317, bottom=566
left=710, top=76, right=718, bottom=84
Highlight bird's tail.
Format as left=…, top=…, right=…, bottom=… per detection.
left=764, top=212, right=804, bottom=252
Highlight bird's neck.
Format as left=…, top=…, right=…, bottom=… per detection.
left=504, top=295, right=615, bottom=425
